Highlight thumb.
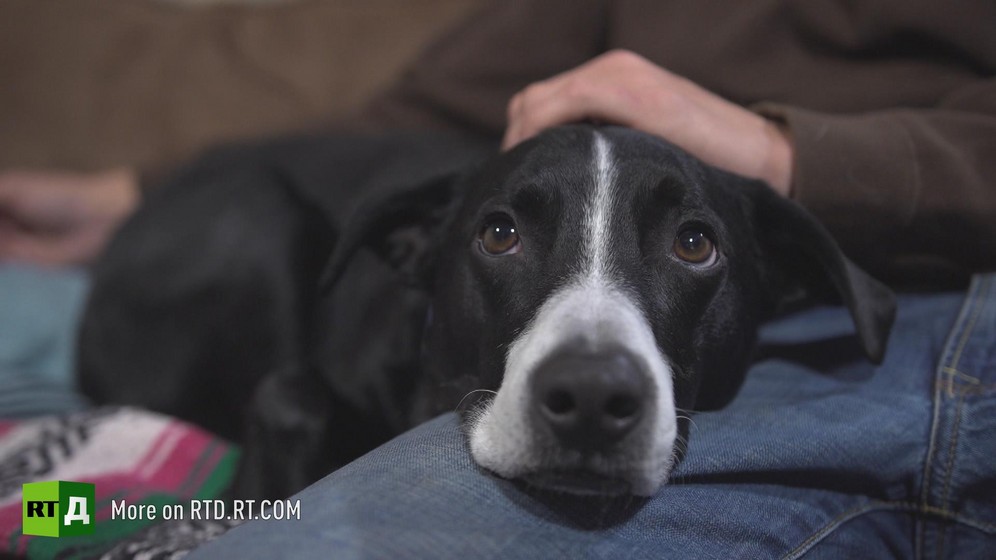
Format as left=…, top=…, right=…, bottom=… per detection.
left=0, top=229, right=90, bottom=266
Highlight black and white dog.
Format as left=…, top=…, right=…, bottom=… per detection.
left=323, top=125, right=896, bottom=496
left=79, top=125, right=894, bottom=499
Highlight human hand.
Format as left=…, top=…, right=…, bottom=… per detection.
left=502, top=50, right=793, bottom=196
left=0, top=168, right=139, bottom=266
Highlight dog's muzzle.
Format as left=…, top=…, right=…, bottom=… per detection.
left=468, top=281, right=677, bottom=497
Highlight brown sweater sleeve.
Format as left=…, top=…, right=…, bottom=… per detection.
left=757, top=79, right=996, bottom=285
left=357, top=0, right=609, bottom=137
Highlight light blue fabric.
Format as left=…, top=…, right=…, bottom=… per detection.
left=0, top=263, right=90, bottom=417
left=192, top=276, right=996, bottom=559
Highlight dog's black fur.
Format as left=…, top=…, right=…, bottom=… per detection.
left=78, top=131, right=492, bottom=498
left=78, top=126, right=894, bottom=499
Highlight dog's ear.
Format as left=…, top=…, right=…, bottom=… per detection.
left=319, top=173, right=461, bottom=293
left=745, top=181, right=896, bottom=363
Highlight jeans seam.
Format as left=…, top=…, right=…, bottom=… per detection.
left=940, top=367, right=980, bottom=385
left=782, top=502, right=885, bottom=560
left=945, top=277, right=990, bottom=377
left=782, top=500, right=996, bottom=560
left=934, top=375, right=996, bottom=397
left=939, top=390, right=966, bottom=511
left=916, top=275, right=987, bottom=559
left=920, top=281, right=979, bottom=501
left=958, top=383, right=996, bottom=396
left=935, top=392, right=966, bottom=559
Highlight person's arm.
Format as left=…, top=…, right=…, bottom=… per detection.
left=0, top=168, right=139, bottom=266
left=502, top=51, right=996, bottom=284
left=501, top=50, right=794, bottom=196
left=755, top=86, right=996, bottom=283
left=359, top=0, right=609, bottom=137
left=0, top=0, right=606, bottom=267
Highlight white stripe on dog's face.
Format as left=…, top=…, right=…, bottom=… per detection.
left=468, top=132, right=678, bottom=496
left=586, top=133, right=615, bottom=279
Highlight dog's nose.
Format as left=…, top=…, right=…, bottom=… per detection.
left=532, top=350, right=649, bottom=452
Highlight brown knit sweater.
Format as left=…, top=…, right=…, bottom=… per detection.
left=362, top=0, right=996, bottom=286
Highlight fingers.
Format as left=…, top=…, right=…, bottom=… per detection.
left=0, top=168, right=139, bottom=265
left=0, top=208, right=111, bottom=266
left=0, top=171, right=74, bottom=226
left=502, top=55, right=611, bottom=150
left=501, top=50, right=796, bottom=191
left=0, top=172, right=28, bottom=215
left=501, top=50, right=656, bottom=151
left=0, top=228, right=86, bottom=266
left=503, top=80, right=587, bottom=150
left=0, top=208, right=70, bottom=265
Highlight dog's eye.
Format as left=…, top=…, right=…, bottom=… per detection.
left=479, top=215, right=521, bottom=256
left=673, top=228, right=716, bottom=266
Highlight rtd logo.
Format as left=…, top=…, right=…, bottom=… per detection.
left=22, top=481, right=95, bottom=537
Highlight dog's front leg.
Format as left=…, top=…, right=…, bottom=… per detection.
left=233, top=366, right=336, bottom=501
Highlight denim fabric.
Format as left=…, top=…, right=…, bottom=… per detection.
left=0, top=264, right=90, bottom=417
left=192, top=276, right=996, bottom=559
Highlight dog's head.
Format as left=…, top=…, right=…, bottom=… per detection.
left=323, top=125, right=895, bottom=496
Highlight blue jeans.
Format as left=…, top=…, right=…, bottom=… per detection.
left=191, top=275, right=996, bottom=559
left=0, top=264, right=90, bottom=417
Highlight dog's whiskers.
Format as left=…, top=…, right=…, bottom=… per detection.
left=673, top=433, right=689, bottom=456
left=674, top=413, right=700, bottom=433
left=454, top=389, right=498, bottom=414
left=674, top=406, right=705, bottom=415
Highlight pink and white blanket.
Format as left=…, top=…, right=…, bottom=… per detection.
left=0, top=407, right=239, bottom=559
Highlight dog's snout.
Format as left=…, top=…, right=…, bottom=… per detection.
left=532, top=350, right=649, bottom=452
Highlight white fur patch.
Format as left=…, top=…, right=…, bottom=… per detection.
left=586, top=133, right=616, bottom=279
left=467, top=132, right=678, bottom=496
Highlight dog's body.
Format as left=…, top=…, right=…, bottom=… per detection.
left=80, top=126, right=894, bottom=499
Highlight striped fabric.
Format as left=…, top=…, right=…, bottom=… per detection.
left=1, top=407, right=239, bottom=559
